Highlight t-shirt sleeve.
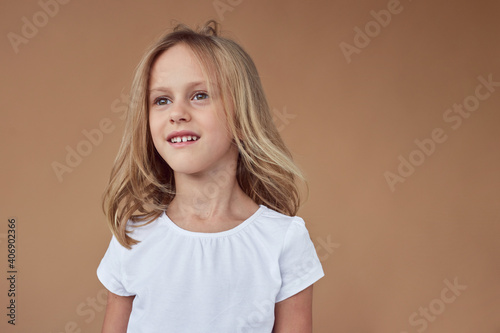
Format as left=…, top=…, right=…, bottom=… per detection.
left=276, top=217, right=325, bottom=302
left=96, top=235, right=135, bottom=297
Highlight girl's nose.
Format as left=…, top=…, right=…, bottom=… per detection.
left=169, top=100, right=191, bottom=124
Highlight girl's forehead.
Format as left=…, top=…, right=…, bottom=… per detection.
left=149, top=45, right=209, bottom=88
left=152, top=45, right=200, bottom=74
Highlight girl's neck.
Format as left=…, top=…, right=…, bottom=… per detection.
left=166, top=162, right=259, bottom=231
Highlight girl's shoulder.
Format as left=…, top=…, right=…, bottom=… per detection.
left=248, top=205, right=312, bottom=245
left=257, top=205, right=307, bottom=229
left=124, top=214, right=166, bottom=244
left=259, top=205, right=305, bottom=222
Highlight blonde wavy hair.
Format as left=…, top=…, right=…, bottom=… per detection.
left=102, top=20, right=307, bottom=249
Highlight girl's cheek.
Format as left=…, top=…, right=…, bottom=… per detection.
left=149, top=119, right=162, bottom=139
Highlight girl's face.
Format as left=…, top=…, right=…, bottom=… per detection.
left=148, top=44, right=237, bottom=177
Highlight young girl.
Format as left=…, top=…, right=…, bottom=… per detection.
left=97, top=20, right=324, bottom=333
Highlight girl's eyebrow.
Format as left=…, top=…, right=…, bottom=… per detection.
left=149, top=81, right=207, bottom=94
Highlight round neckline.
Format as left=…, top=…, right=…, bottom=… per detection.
left=160, top=205, right=266, bottom=238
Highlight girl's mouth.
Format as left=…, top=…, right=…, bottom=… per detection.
left=169, top=135, right=199, bottom=143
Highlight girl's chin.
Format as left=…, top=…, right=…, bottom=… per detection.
left=171, top=167, right=203, bottom=176
left=169, top=162, right=215, bottom=177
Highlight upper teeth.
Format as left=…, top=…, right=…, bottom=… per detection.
left=170, top=135, right=198, bottom=143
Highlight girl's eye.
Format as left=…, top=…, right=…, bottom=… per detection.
left=193, top=92, right=209, bottom=101
left=154, top=97, right=171, bottom=106
left=153, top=93, right=208, bottom=106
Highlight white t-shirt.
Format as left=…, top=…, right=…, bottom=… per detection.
left=97, top=205, right=324, bottom=333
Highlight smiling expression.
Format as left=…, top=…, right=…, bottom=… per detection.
left=148, top=43, right=238, bottom=177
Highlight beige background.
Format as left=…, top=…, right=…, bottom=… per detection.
left=1, top=0, right=499, bottom=332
